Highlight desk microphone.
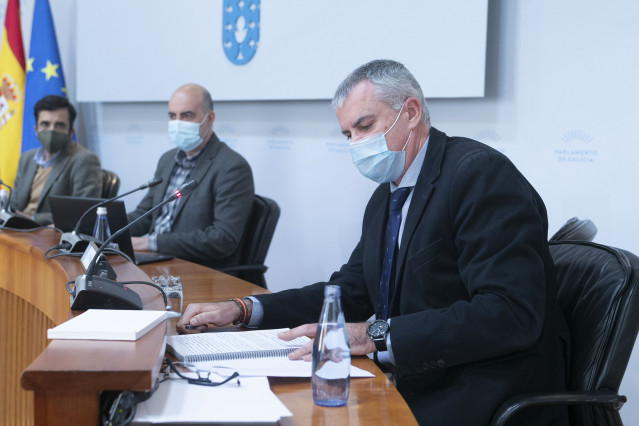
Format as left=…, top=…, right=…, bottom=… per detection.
left=0, top=179, right=39, bottom=229
left=59, top=177, right=163, bottom=252
left=69, top=179, right=199, bottom=310
left=0, top=178, right=13, bottom=210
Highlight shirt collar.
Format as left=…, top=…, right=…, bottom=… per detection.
left=174, top=145, right=206, bottom=169
left=33, top=147, right=60, bottom=168
left=391, top=134, right=430, bottom=191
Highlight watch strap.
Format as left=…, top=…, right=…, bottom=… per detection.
left=373, top=335, right=388, bottom=352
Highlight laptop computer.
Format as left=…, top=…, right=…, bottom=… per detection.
left=49, top=195, right=174, bottom=265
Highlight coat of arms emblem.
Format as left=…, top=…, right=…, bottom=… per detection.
left=223, top=0, right=260, bottom=65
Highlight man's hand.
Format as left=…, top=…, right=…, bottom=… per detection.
left=131, top=236, right=149, bottom=251
left=176, top=301, right=243, bottom=334
left=278, top=322, right=376, bottom=361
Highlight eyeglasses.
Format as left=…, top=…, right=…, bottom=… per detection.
left=162, top=358, right=240, bottom=387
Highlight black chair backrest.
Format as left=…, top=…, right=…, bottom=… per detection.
left=550, top=241, right=639, bottom=423
left=233, top=194, right=280, bottom=287
left=550, top=217, right=597, bottom=242
left=245, top=195, right=280, bottom=266
left=101, top=169, right=120, bottom=199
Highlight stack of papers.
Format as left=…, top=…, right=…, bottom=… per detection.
left=133, top=376, right=291, bottom=424
left=136, top=327, right=375, bottom=423
left=192, top=357, right=375, bottom=378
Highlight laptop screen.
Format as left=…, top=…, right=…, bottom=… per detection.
left=48, top=195, right=136, bottom=261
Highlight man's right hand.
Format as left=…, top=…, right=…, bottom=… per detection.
left=176, top=301, right=243, bottom=334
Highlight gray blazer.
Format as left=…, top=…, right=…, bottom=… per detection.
left=10, top=142, right=103, bottom=225
left=127, top=133, right=254, bottom=269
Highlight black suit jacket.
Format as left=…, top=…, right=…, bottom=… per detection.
left=256, top=128, right=569, bottom=426
left=10, top=142, right=103, bottom=225
left=127, top=133, right=254, bottom=269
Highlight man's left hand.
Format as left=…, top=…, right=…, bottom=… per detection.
left=278, top=322, right=376, bottom=361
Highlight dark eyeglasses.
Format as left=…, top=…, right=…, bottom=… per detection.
left=162, top=358, right=240, bottom=387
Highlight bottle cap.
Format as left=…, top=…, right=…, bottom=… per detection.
left=324, top=284, right=341, bottom=296
left=96, top=206, right=108, bottom=215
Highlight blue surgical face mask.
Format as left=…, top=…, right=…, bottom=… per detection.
left=168, top=115, right=209, bottom=151
left=349, top=105, right=412, bottom=183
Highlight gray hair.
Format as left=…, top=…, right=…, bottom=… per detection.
left=332, top=59, right=430, bottom=125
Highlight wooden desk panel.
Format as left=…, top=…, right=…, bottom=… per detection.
left=1, top=229, right=75, bottom=426
left=5, top=230, right=417, bottom=425
left=1, top=229, right=165, bottom=426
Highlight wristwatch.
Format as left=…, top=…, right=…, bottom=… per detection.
left=367, top=320, right=390, bottom=352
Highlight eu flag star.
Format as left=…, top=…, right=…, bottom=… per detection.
left=40, top=60, right=59, bottom=80
left=26, top=58, right=34, bottom=73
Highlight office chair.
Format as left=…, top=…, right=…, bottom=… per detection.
left=550, top=217, right=597, bottom=242
left=217, top=194, right=280, bottom=289
left=101, top=169, right=121, bottom=199
left=490, top=241, right=639, bottom=426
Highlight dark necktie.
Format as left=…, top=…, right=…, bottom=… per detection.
left=377, top=186, right=412, bottom=320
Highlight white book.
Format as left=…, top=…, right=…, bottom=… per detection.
left=47, top=309, right=170, bottom=341
left=166, top=328, right=311, bottom=363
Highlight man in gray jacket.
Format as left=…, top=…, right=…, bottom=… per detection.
left=127, top=84, right=254, bottom=269
left=10, top=95, right=102, bottom=225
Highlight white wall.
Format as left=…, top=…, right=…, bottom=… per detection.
left=3, top=0, right=639, bottom=423
left=75, top=0, right=488, bottom=101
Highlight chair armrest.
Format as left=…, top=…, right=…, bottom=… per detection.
left=489, top=389, right=626, bottom=426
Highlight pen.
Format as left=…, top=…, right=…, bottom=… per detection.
left=184, top=324, right=193, bottom=330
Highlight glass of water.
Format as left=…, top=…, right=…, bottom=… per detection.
left=166, top=276, right=183, bottom=315
left=152, top=276, right=183, bottom=315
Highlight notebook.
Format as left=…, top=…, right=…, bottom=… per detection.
left=166, top=328, right=311, bottom=363
left=49, top=195, right=174, bottom=265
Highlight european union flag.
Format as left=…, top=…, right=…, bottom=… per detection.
left=21, top=0, right=67, bottom=153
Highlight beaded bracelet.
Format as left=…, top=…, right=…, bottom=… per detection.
left=230, top=298, right=249, bottom=325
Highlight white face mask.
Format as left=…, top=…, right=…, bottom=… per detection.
left=168, top=115, right=209, bottom=151
left=349, top=105, right=412, bottom=183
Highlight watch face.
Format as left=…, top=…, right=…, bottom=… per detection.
left=368, top=321, right=388, bottom=338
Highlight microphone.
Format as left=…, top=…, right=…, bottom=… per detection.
left=59, top=177, right=163, bottom=252
left=0, top=178, right=13, bottom=210
left=69, top=179, right=199, bottom=310
left=0, top=179, right=38, bottom=229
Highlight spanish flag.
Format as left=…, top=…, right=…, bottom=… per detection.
left=0, top=0, right=25, bottom=187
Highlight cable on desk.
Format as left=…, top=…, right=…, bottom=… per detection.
left=118, top=280, right=167, bottom=307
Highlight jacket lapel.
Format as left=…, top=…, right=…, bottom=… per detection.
left=37, top=146, right=73, bottom=211
left=171, top=134, right=220, bottom=223
left=391, top=128, right=447, bottom=305
left=148, top=153, right=176, bottom=232
left=16, top=157, right=38, bottom=209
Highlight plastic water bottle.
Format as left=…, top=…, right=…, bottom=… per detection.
left=311, top=284, right=351, bottom=407
left=0, top=189, right=8, bottom=211
left=92, top=207, right=111, bottom=243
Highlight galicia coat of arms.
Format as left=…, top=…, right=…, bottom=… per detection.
left=223, top=0, right=260, bottom=65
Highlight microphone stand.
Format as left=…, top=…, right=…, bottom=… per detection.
left=0, top=180, right=39, bottom=229
left=69, top=180, right=198, bottom=310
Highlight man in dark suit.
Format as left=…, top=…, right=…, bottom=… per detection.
left=177, top=61, right=569, bottom=425
left=10, top=95, right=102, bottom=225
left=127, top=83, right=254, bottom=269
